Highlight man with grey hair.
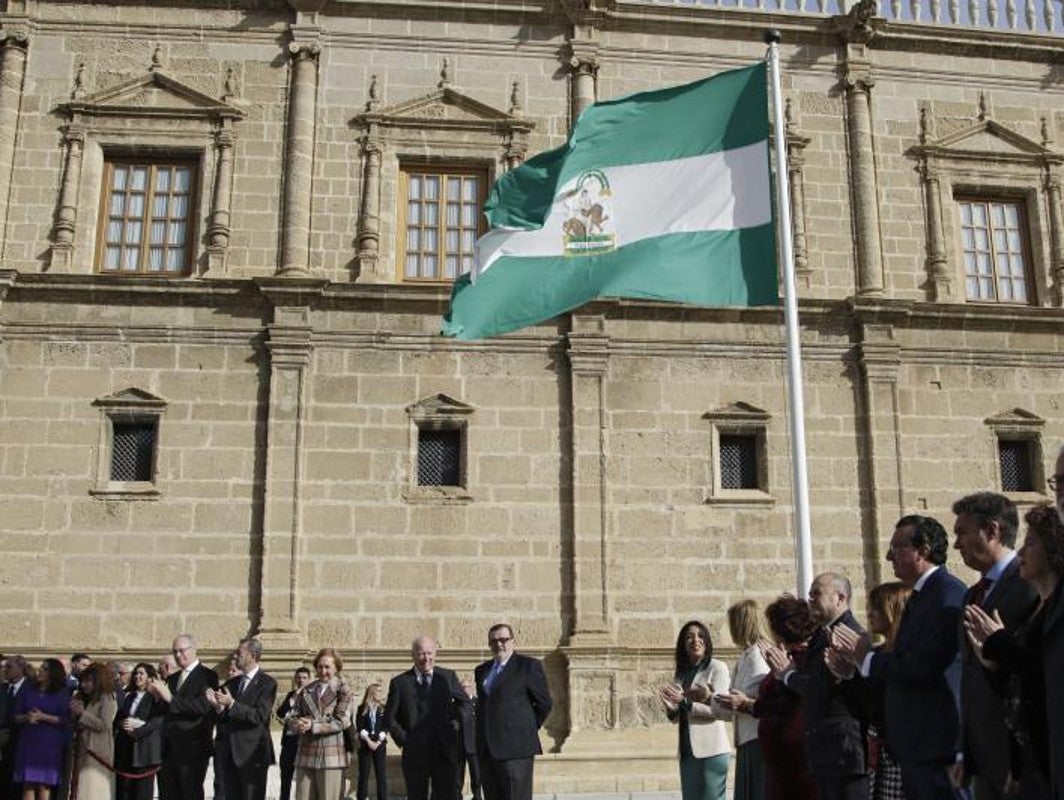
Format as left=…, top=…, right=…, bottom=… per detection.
left=384, top=634, right=467, bottom=800
left=765, top=572, right=868, bottom=800
left=148, top=633, right=219, bottom=800
left=208, top=637, right=277, bottom=800
left=1053, top=443, right=1064, bottom=525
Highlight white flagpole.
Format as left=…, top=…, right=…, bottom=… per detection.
left=765, top=30, right=814, bottom=597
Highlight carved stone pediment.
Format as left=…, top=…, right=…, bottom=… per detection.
left=984, top=407, right=1045, bottom=428
left=917, top=119, right=1057, bottom=163
left=93, top=387, right=168, bottom=410
left=61, top=71, right=244, bottom=122
left=703, top=401, right=770, bottom=423
left=352, top=87, right=532, bottom=135
left=407, top=393, right=475, bottom=418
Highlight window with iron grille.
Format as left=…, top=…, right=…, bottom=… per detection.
left=97, top=159, right=198, bottom=275
left=958, top=198, right=1032, bottom=304
left=998, top=438, right=1034, bottom=492
left=719, top=434, right=759, bottom=491
left=110, top=420, right=156, bottom=482
left=398, top=165, right=487, bottom=282
left=417, top=427, right=461, bottom=487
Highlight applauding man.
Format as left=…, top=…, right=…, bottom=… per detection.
left=207, top=638, right=278, bottom=800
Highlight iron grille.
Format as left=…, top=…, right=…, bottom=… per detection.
left=720, top=434, right=758, bottom=490
left=998, top=439, right=1033, bottom=492
left=111, top=420, right=155, bottom=482
left=418, top=428, right=461, bottom=486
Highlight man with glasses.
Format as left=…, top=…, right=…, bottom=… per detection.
left=831, top=516, right=966, bottom=800
left=148, top=633, right=219, bottom=800
left=473, top=623, right=552, bottom=800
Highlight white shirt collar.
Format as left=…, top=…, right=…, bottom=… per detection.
left=182, top=660, right=200, bottom=676
left=985, top=550, right=1017, bottom=582
left=243, top=666, right=259, bottom=682
left=913, top=564, right=939, bottom=592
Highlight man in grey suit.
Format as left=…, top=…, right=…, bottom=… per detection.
left=950, top=492, right=1038, bottom=800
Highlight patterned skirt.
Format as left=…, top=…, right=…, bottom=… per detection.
left=869, top=734, right=907, bottom=800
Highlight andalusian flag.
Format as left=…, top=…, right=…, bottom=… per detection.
left=441, top=62, right=777, bottom=340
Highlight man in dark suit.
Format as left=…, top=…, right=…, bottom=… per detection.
left=149, top=633, right=220, bottom=800
left=473, top=623, right=552, bottom=800
left=1048, top=444, right=1064, bottom=800
left=0, top=655, right=28, bottom=799
left=384, top=634, right=467, bottom=800
left=768, top=572, right=868, bottom=800
left=455, top=677, right=481, bottom=800
left=207, top=638, right=277, bottom=800
left=950, top=492, right=1038, bottom=800
left=832, top=515, right=967, bottom=800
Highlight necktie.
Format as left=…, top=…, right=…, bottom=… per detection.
left=970, top=576, right=993, bottom=607
left=483, top=661, right=503, bottom=694
left=176, top=670, right=188, bottom=691
left=235, top=675, right=249, bottom=698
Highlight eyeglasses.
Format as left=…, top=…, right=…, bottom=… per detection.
left=886, top=541, right=914, bottom=557
left=488, top=637, right=512, bottom=646
left=1047, top=474, right=1064, bottom=490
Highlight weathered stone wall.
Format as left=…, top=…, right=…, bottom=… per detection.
left=1, top=0, right=1063, bottom=795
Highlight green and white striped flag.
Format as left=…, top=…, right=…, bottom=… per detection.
left=441, top=61, right=778, bottom=340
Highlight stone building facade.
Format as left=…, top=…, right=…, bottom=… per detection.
left=1, top=0, right=1063, bottom=794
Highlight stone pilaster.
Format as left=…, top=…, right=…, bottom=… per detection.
left=206, top=129, right=236, bottom=273
left=279, top=29, right=321, bottom=276
left=50, top=125, right=84, bottom=270
left=1045, top=167, right=1064, bottom=306
left=256, top=278, right=326, bottom=648
left=566, top=41, right=599, bottom=131
left=566, top=316, right=612, bottom=645
left=0, top=29, right=28, bottom=264
left=922, top=162, right=952, bottom=300
left=784, top=99, right=812, bottom=287
left=854, top=320, right=903, bottom=588
left=356, top=125, right=382, bottom=276
left=843, top=52, right=885, bottom=296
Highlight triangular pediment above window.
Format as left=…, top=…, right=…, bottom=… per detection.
left=407, top=393, right=475, bottom=417
left=93, top=387, right=168, bottom=410
left=62, top=71, right=244, bottom=121
left=703, top=401, right=771, bottom=423
left=352, top=87, right=533, bottom=134
left=984, top=407, right=1045, bottom=428
left=923, top=119, right=1052, bottom=160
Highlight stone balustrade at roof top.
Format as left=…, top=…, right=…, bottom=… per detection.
left=633, top=0, right=1060, bottom=34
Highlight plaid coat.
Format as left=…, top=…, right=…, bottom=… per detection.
left=291, top=677, right=354, bottom=770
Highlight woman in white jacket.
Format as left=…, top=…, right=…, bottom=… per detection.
left=726, top=601, right=770, bottom=800
left=660, top=620, right=731, bottom=800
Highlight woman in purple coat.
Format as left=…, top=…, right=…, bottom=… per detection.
left=13, top=658, right=71, bottom=800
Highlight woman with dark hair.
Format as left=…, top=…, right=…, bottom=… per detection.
left=865, top=582, right=912, bottom=800
left=70, top=661, right=117, bottom=799
left=659, top=620, right=731, bottom=800
left=12, top=658, right=71, bottom=800
left=719, top=595, right=817, bottom=800
left=965, top=502, right=1064, bottom=798
left=114, top=662, right=165, bottom=800
left=277, top=666, right=313, bottom=800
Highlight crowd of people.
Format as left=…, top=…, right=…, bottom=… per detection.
left=659, top=445, right=1064, bottom=800
left=0, top=623, right=552, bottom=800
left=4, top=454, right=1064, bottom=800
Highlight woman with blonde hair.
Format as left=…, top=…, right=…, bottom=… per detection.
left=288, top=648, right=354, bottom=800
left=725, top=600, right=770, bottom=800
left=354, top=683, right=388, bottom=800
left=865, top=582, right=912, bottom=800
